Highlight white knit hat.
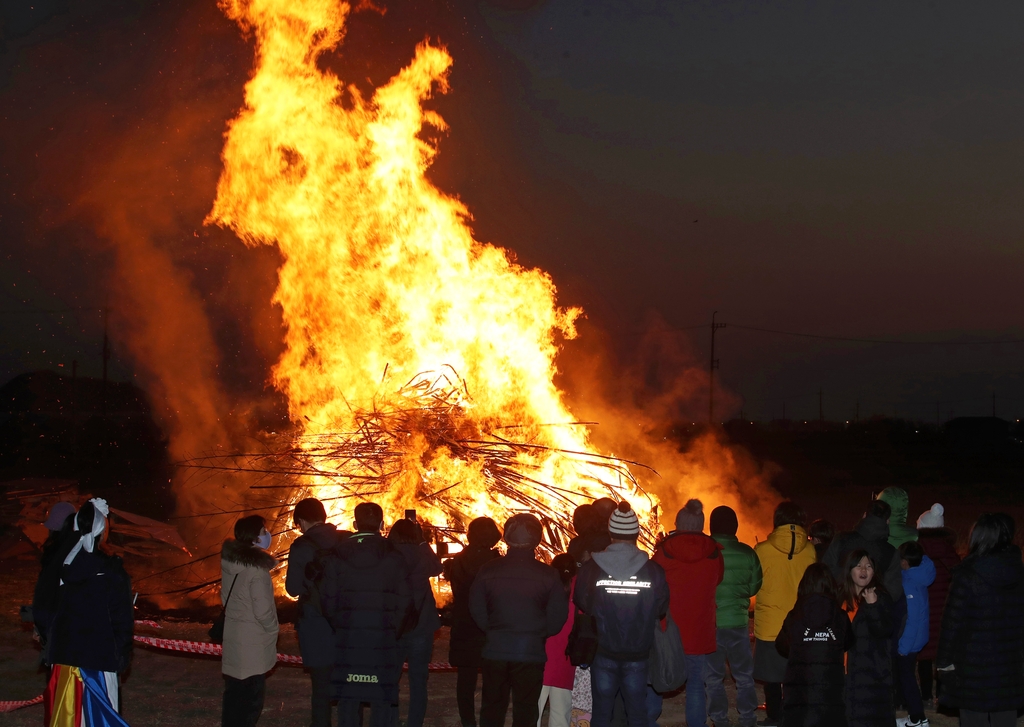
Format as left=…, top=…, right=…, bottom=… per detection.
left=609, top=502, right=640, bottom=537
left=917, top=503, right=944, bottom=529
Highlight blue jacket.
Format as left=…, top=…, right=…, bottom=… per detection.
left=898, top=555, right=936, bottom=655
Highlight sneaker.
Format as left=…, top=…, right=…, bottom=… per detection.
left=896, top=718, right=930, bottom=727
left=757, top=721, right=780, bottom=727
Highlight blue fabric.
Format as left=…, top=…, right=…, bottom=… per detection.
left=79, top=669, right=130, bottom=727
left=684, top=654, right=708, bottom=727
left=899, top=555, right=936, bottom=655
left=645, top=685, right=662, bottom=727
left=589, top=655, right=649, bottom=727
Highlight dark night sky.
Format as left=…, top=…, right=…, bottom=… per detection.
left=1, top=0, right=1023, bottom=428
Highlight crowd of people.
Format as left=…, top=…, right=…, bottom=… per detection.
left=27, top=487, right=1024, bottom=727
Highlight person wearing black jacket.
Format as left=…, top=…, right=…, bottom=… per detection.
left=46, top=498, right=134, bottom=720
left=285, top=498, right=349, bottom=727
left=936, top=513, right=1024, bottom=727
left=32, top=502, right=77, bottom=656
left=839, top=549, right=895, bottom=727
left=445, top=517, right=502, bottom=727
left=574, top=502, right=668, bottom=727
left=776, top=564, right=852, bottom=727
left=388, top=518, right=443, bottom=727
left=823, top=500, right=904, bottom=601
left=469, top=513, right=568, bottom=727
left=320, top=502, right=412, bottom=727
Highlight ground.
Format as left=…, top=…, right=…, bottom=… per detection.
left=1, top=557, right=990, bottom=727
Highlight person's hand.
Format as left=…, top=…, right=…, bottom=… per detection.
left=863, top=587, right=877, bottom=604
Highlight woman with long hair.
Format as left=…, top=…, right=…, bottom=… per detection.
left=936, top=513, right=1024, bottom=727
left=776, top=563, right=851, bottom=726
left=840, top=549, right=895, bottom=727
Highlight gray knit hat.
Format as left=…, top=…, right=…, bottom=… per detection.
left=675, top=499, right=705, bottom=532
left=504, top=513, right=543, bottom=549
left=608, top=501, right=640, bottom=538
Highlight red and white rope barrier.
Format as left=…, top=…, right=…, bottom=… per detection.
left=0, top=694, right=43, bottom=713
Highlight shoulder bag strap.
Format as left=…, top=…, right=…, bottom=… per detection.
left=223, top=574, right=239, bottom=609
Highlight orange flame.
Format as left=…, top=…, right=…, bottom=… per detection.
left=207, top=0, right=659, bottom=540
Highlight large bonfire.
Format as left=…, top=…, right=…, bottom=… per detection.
left=199, top=0, right=661, bottom=552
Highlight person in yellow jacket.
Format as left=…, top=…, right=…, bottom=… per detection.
left=753, top=501, right=816, bottom=727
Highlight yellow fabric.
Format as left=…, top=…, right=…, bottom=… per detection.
left=753, top=524, right=816, bottom=641
left=49, top=665, right=81, bottom=727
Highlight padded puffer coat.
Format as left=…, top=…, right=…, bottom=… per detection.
left=845, top=591, right=896, bottom=727
left=776, top=593, right=852, bottom=727
left=220, top=539, right=279, bottom=680
left=753, top=524, right=816, bottom=642
left=711, top=533, right=763, bottom=630
left=936, top=548, right=1024, bottom=713
left=876, top=487, right=918, bottom=549
left=915, top=527, right=960, bottom=662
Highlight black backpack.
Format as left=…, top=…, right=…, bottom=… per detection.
left=566, top=606, right=599, bottom=666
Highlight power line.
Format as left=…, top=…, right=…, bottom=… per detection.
left=722, top=323, right=1024, bottom=346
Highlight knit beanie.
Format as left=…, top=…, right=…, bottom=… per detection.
left=608, top=501, right=640, bottom=538
left=675, top=499, right=704, bottom=532
left=917, top=503, right=944, bottom=529
left=709, top=505, right=738, bottom=536
left=467, top=517, right=501, bottom=549
left=504, top=513, right=543, bottom=549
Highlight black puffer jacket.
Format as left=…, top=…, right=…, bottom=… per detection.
left=845, top=591, right=895, bottom=727
left=469, top=548, right=568, bottom=663
left=936, top=548, right=1024, bottom=712
left=285, top=523, right=349, bottom=668
left=32, top=529, right=77, bottom=649
left=47, top=549, right=134, bottom=673
left=776, top=594, right=851, bottom=727
left=444, top=544, right=500, bottom=667
left=823, top=515, right=904, bottom=600
left=394, top=541, right=442, bottom=637
left=320, top=532, right=412, bottom=702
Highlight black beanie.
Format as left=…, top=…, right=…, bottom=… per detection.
left=467, top=517, right=501, bottom=549
left=709, top=506, right=738, bottom=537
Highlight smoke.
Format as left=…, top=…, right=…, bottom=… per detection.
left=560, top=314, right=781, bottom=542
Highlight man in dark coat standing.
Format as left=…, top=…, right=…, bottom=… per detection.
left=321, top=502, right=412, bottom=727
left=470, top=513, right=568, bottom=727
left=823, top=499, right=904, bottom=600
left=286, top=498, right=349, bottom=727
left=444, top=517, right=502, bottom=727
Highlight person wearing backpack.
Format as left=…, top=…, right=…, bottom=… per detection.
left=706, top=505, right=762, bottom=727
left=286, top=498, right=349, bottom=727
left=320, top=502, right=412, bottom=727
left=575, top=502, right=669, bottom=727
left=388, top=518, right=443, bottom=727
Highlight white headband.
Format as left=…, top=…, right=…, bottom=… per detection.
left=63, top=498, right=110, bottom=569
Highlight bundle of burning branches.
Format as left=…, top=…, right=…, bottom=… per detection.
left=182, top=369, right=660, bottom=556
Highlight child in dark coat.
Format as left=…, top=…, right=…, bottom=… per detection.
left=776, top=563, right=852, bottom=727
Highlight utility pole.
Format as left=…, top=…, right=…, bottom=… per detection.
left=708, top=311, right=726, bottom=425
left=101, top=306, right=111, bottom=414
left=818, top=388, right=824, bottom=422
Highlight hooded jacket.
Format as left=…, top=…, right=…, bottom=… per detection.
left=916, top=527, right=960, bottom=661
left=285, top=522, right=348, bottom=668
left=444, top=544, right=500, bottom=667
left=876, top=488, right=918, bottom=549
left=846, top=590, right=896, bottom=727
left=753, top=524, right=816, bottom=642
left=936, top=549, right=1024, bottom=712
left=822, top=515, right=904, bottom=600
left=775, top=593, right=851, bottom=727
left=47, top=550, right=133, bottom=673
left=469, top=548, right=568, bottom=663
left=220, top=539, right=279, bottom=680
left=575, top=541, right=669, bottom=661
left=898, top=555, right=936, bottom=655
left=321, top=531, right=412, bottom=702
left=712, top=533, right=763, bottom=630
left=653, top=531, right=724, bottom=654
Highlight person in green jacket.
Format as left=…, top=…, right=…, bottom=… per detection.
left=877, top=487, right=918, bottom=549
left=705, top=506, right=763, bottom=727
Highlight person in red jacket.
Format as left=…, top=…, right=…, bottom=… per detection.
left=914, top=503, right=960, bottom=707
left=653, top=499, right=725, bottom=727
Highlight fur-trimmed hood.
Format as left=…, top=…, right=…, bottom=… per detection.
left=222, top=538, right=276, bottom=571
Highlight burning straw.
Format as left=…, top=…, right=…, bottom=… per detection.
left=181, top=369, right=661, bottom=557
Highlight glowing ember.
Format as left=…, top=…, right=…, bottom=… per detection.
left=205, top=0, right=659, bottom=546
